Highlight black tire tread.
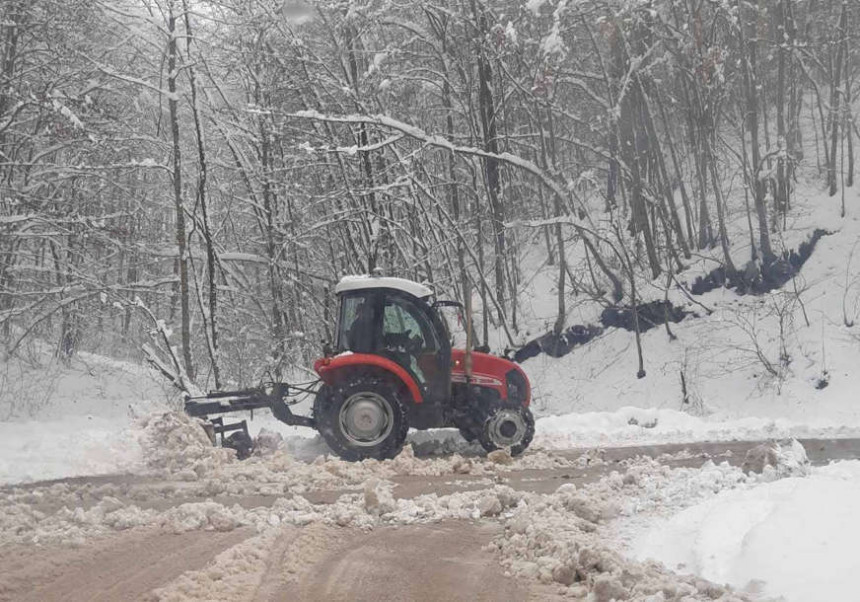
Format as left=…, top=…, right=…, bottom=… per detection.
left=477, top=406, right=535, bottom=456
left=314, top=376, right=409, bottom=461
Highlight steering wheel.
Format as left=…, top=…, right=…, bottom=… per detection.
left=382, top=332, right=420, bottom=352
left=405, top=334, right=423, bottom=354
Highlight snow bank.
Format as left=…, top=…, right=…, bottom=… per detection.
left=132, top=415, right=581, bottom=497
left=0, top=416, right=144, bottom=485
left=533, top=406, right=860, bottom=449
left=0, top=350, right=171, bottom=484
left=487, top=458, right=755, bottom=600
left=633, top=460, right=860, bottom=601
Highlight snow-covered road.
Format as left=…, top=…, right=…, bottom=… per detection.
left=3, top=425, right=858, bottom=602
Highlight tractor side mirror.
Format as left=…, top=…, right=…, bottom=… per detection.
left=432, top=300, right=465, bottom=344
left=431, top=300, right=464, bottom=310
left=432, top=300, right=464, bottom=325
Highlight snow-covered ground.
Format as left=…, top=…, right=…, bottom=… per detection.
left=631, top=460, right=860, bottom=602
left=0, top=350, right=169, bottom=484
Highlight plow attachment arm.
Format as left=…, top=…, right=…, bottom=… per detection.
left=184, top=383, right=315, bottom=429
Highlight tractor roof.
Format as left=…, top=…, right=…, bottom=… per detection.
left=335, top=275, right=433, bottom=299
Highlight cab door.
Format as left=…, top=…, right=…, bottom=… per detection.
left=377, top=291, right=451, bottom=404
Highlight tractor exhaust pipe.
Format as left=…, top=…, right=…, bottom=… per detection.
left=464, top=278, right=473, bottom=382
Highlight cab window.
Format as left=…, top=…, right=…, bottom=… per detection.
left=381, top=296, right=438, bottom=352
left=380, top=295, right=439, bottom=385
left=337, top=293, right=374, bottom=353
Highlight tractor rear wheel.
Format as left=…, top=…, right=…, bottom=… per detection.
left=314, top=376, right=409, bottom=461
left=478, top=406, right=535, bottom=457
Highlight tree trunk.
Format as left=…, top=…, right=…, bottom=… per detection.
left=738, top=0, right=774, bottom=262
left=775, top=0, right=789, bottom=218
left=344, top=23, right=380, bottom=272
left=637, top=76, right=690, bottom=259
left=167, top=0, right=194, bottom=381
left=843, top=5, right=854, bottom=188
left=828, top=3, right=847, bottom=196
left=471, top=0, right=506, bottom=321
left=182, top=0, right=219, bottom=388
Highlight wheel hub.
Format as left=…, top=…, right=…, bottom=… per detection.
left=486, top=409, right=528, bottom=448
left=339, top=392, right=393, bottom=447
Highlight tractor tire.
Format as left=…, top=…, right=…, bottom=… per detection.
left=313, top=376, right=409, bottom=462
left=478, top=406, right=535, bottom=457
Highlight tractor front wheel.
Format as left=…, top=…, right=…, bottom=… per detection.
left=478, top=406, right=535, bottom=457
left=314, top=376, right=409, bottom=461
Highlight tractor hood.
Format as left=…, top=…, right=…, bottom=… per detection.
left=450, top=349, right=531, bottom=407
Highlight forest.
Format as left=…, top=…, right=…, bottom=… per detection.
left=0, top=0, right=857, bottom=389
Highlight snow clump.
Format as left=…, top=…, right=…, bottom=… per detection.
left=741, top=438, right=810, bottom=479
left=139, top=412, right=235, bottom=478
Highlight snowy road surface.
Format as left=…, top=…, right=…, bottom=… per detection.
left=0, top=521, right=553, bottom=602
left=2, top=435, right=859, bottom=601
left=0, top=528, right=253, bottom=602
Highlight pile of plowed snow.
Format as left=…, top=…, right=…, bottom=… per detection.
left=0, top=411, right=586, bottom=545
left=140, top=412, right=235, bottom=479
left=0, top=449, right=728, bottom=546
left=137, top=411, right=579, bottom=493
left=633, top=458, right=860, bottom=602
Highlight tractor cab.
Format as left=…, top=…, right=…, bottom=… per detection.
left=332, top=276, right=452, bottom=407
left=313, top=275, right=534, bottom=461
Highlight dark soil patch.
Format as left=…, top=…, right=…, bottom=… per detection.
left=691, top=229, right=829, bottom=295
left=514, top=300, right=691, bottom=363
left=514, top=324, right=603, bottom=362
left=600, top=300, right=691, bottom=332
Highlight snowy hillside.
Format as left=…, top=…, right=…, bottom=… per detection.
left=4, top=180, right=860, bottom=482
left=518, top=180, right=860, bottom=429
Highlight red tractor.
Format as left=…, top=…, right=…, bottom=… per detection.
left=185, top=275, right=534, bottom=461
